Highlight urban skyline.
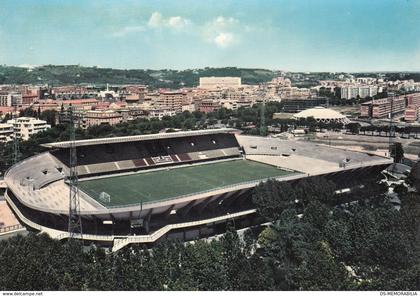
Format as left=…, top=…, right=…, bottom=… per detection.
left=1, top=0, right=420, bottom=72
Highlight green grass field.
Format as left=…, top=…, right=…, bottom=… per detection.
left=79, top=160, right=293, bottom=207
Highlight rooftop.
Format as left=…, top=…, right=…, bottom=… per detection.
left=41, top=128, right=238, bottom=149
left=361, top=97, right=406, bottom=106
left=293, top=107, right=348, bottom=120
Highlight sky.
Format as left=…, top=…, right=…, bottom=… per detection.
left=0, top=0, right=420, bottom=72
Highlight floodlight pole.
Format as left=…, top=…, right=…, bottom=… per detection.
left=68, top=106, right=83, bottom=239
left=260, top=99, right=266, bottom=136
left=388, top=93, right=395, bottom=160
left=12, top=105, right=20, bottom=165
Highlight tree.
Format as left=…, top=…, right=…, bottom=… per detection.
left=252, top=179, right=297, bottom=221
left=346, top=123, right=361, bottom=134
left=40, top=110, right=58, bottom=126
left=295, top=177, right=337, bottom=207
left=391, top=142, right=404, bottom=163
left=260, top=209, right=321, bottom=289
left=302, top=200, right=330, bottom=231
left=294, top=241, right=354, bottom=290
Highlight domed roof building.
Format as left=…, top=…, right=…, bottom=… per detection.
left=292, top=107, right=350, bottom=124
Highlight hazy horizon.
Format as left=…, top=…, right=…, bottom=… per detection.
left=1, top=0, right=420, bottom=72
left=5, top=63, right=420, bottom=74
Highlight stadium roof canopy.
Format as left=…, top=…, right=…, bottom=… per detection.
left=42, top=128, right=238, bottom=149
left=292, top=107, right=349, bottom=124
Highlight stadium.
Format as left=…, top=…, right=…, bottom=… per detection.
left=4, top=129, right=392, bottom=251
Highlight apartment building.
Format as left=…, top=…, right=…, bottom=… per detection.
left=0, top=92, right=22, bottom=107
left=360, top=97, right=405, bottom=118
left=197, top=100, right=221, bottom=113
left=405, top=93, right=420, bottom=106
left=278, top=87, right=311, bottom=99
left=148, top=109, right=177, bottom=120
left=51, top=86, right=96, bottom=99
left=0, top=123, right=14, bottom=142
left=341, top=85, right=378, bottom=99
left=81, top=110, right=123, bottom=128
left=120, top=85, right=147, bottom=103
left=0, top=92, right=10, bottom=107
left=59, top=98, right=99, bottom=111
left=22, top=93, right=38, bottom=105
left=281, top=97, right=328, bottom=113
left=404, top=93, right=420, bottom=122
left=7, top=117, right=51, bottom=140
left=199, top=77, right=241, bottom=89
left=156, top=91, right=186, bottom=113
left=404, top=106, right=419, bottom=122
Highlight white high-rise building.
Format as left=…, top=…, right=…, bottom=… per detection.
left=199, top=77, right=241, bottom=89
left=7, top=117, right=51, bottom=140
left=340, top=86, right=378, bottom=100
left=0, top=92, right=22, bottom=107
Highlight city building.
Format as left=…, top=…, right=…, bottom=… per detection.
left=280, top=97, right=328, bottom=113
left=51, top=86, right=98, bottom=100
left=220, top=100, right=239, bottom=110
left=124, top=93, right=141, bottom=104
left=356, top=77, right=377, bottom=85
left=82, top=110, right=123, bottom=128
left=404, top=105, right=419, bottom=122
left=0, top=92, right=10, bottom=107
left=148, top=108, right=177, bottom=120
left=181, top=104, right=196, bottom=113
left=404, top=93, right=420, bottom=122
left=341, top=86, right=378, bottom=99
left=360, top=97, right=405, bottom=118
left=34, top=100, right=60, bottom=112
left=278, top=86, right=311, bottom=99
left=7, top=117, right=51, bottom=140
left=120, top=85, right=147, bottom=104
left=99, top=84, right=120, bottom=100
left=199, top=77, right=242, bottom=89
left=156, top=91, right=186, bottom=113
left=0, top=123, right=14, bottom=142
left=197, top=100, right=221, bottom=113
left=22, top=93, right=39, bottom=105
left=59, top=98, right=99, bottom=111
left=405, top=92, right=420, bottom=106
left=0, top=92, right=22, bottom=107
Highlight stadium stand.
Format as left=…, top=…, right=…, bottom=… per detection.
left=0, top=200, right=22, bottom=233
left=50, top=133, right=241, bottom=176
left=117, top=160, right=137, bottom=170
left=237, top=135, right=380, bottom=164
left=177, top=153, right=192, bottom=161
left=133, top=159, right=147, bottom=167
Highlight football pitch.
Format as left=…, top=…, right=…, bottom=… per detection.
left=79, top=159, right=293, bottom=207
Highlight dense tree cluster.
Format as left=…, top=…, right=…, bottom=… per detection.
left=252, top=177, right=420, bottom=290
left=360, top=125, right=420, bottom=137
left=0, top=229, right=273, bottom=290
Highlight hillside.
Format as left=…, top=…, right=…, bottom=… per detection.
left=0, top=65, right=278, bottom=88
